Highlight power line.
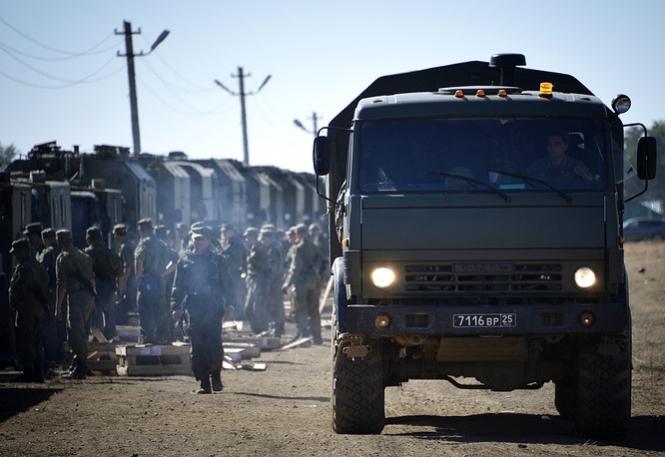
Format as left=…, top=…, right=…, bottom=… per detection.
left=0, top=36, right=121, bottom=61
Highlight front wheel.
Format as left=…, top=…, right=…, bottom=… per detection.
left=332, top=335, right=385, bottom=434
left=574, top=336, right=632, bottom=440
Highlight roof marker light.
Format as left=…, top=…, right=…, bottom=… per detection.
left=498, top=89, right=507, bottom=97
left=455, top=90, right=464, bottom=98
left=476, top=89, right=485, bottom=97
left=540, top=82, right=553, bottom=97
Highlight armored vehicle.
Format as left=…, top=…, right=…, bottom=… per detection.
left=313, top=54, right=657, bottom=440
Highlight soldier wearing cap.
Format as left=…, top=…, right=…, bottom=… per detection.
left=85, top=226, right=124, bottom=341
left=134, top=218, right=172, bottom=344
left=220, top=223, right=248, bottom=319
left=309, top=222, right=330, bottom=289
left=24, top=222, right=45, bottom=257
left=55, top=229, right=95, bottom=379
left=260, top=228, right=286, bottom=337
left=282, top=223, right=323, bottom=344
left=9, top=238, right=49, bottom=382
left=113, top=224, right=138, bottom=325
left=243, top=227, right=271, bottom=334
left=171, top=224, right=236, bottom=394
left=176, top=222, right=190, bottom=256
left=37, top=228, right=62, bottom=370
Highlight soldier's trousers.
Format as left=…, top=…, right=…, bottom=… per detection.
left=92, top=292, right=117, bottom=341
left=138, top=276, right=171, bottom=344
left=189, top=315, right=224, bottom=381
left=267, top=279, right=284, bottom=331
left=15, top=302, right=44, bottom=379
left=293, top=283, right=322, bottom=342
left=245, top=278, right=269, bottom=334
left=67, top=290, right=94, bottom=371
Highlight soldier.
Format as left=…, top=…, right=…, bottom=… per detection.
left=176, top=222, right=190, bottom=256
left=260, top=229, right=286, bottom=337
left=24, top=222, right=45, bottom=258
left=9, top=238, right=49, bottom=382
left=55, top=229, right=95, bottom=380
left=171, top=225, right=236, bottom=394
left=282, top=224, right=323, bottom=344
left=309, top=222, right=330, bottom=291
left=112, top=224, right=137, bottom=325
left=134, top=218, right=171, bottom=344
left=85, top=226, right=124, bottom=341
left=38, top=228, right=62, bottom=371
left=155, top=225, right=180, bottom=314
left=220, top=223, right=248, bottom=319
left=243, top=227, right=271, bottom=334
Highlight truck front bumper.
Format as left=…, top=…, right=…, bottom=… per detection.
left=345, top=302, right=628, bottom=336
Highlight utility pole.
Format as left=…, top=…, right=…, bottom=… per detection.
left=116, top=21, right=170, bottom=157
left=294, top=112, right=322, bottom=137
left=215, top=68, right=271, bottom=167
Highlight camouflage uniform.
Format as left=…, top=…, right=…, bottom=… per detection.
left=135, top=221, right=171, bottom=344
left=56, top=234, right=95, bottom=377
left=38, top=235, right=63, bottom=366
left=85, top=232, right=123, bottom=340
left=261, top=230, right=286, bottom=336
left=243, top=228, right=271, bottom=334
left=220, top=224, right=248, bottom=319
left=171, top=226, right=236, bottom=392
left=9, top=239, right=49, bottom=382
left=114, top=226, right=137, bottom=325
left=283, top=225, right=322, bottom=344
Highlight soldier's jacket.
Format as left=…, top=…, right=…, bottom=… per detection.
left=246, top=242, right=270, bottom=279
left=85, top=244, right=123, bottom=295
left=266, top=242, right=285, bottom=285
left=221, top=235, right=248, bottom=276
left=56, top=246, right=94, bottom=294
left=9, top=256, right=49, bottom=311
left=171, top=248, right=237, bottom=317
left=135, top=235, right=170, bottom=277
left=38, top=242, right=61, bottom=289
left=117, top=239, right=137, bottom=291
left=283, top=237, right=320, bottom=288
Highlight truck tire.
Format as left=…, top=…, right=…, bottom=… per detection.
left=574, top=337, right=631, bottom=440
left=554, top=381, right=577, bottom=420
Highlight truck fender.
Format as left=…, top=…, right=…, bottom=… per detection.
left=332, top=257, right=349, bottom=333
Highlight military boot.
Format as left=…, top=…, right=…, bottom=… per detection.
left=211, top=372, right=223, bottom=392
left=197, top=376, right=212, bottom=394
left=33, top=362, right=45, bottom=384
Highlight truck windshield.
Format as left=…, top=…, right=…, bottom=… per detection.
left=358, top=118, right=607, bottom=193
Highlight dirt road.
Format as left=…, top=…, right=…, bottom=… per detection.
left=1, top=242, right=664, bottom=456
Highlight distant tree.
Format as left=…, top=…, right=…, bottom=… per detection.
left=624, top=120, right=665, bottom=204
left=0, top=142, right=19, bottom=170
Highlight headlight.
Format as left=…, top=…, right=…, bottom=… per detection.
left=371, top=267, right=396, bottom=289
left=574, top=267, right=597, bottom=289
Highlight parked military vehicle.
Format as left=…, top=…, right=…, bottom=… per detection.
left=313, top=54, right=657, bottom=440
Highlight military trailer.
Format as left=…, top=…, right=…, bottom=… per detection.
left=313, top=54, right=657, bottom=440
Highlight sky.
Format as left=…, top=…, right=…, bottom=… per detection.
left=1, top=0, right=664, bottom=173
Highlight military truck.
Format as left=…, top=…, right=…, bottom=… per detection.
left=313, top=54, right=657, bottom=440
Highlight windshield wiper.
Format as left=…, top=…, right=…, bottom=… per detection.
left=429, top=171, right=511, bottom=202
left=487, top=169, right=572, bottom=203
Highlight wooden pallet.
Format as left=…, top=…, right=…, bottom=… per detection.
left=116, top=325, right=142, bottom=343
left=63, top=342, right=119, bottom=372
left=223, top=336, right=282, bottom=350
left=116, top=343, right=192, bottom=376
left=223, top=342, right=260, bottom=359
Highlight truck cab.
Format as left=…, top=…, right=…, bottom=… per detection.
left=315, top=54, right=657, bottom=440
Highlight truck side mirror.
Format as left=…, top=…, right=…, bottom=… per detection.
left=313, top=136, right=331, bottom=176
left=637, top=136, right=657, bottom=180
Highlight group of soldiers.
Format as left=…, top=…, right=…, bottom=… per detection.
left=6, top=217, right=329, bottom=392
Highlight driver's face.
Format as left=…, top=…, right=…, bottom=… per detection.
left=546, top=135, right=568, bottom=161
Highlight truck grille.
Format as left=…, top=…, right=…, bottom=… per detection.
left=404, top=264, right=562, bottom=292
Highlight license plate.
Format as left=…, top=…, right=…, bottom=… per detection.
left=453, top=313, right=516, bottom=328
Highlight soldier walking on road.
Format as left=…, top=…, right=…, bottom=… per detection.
left=171, top=225, right=236, bottom=394
left=282, top=224, right=323, bottom=344
left=24, top=222, right=45, bottom=258
left=85, top=226, right=124, bottom=341
left=243, top=227, right=271, bottom=334
left=113, top=224, right=137, bottom=325
left=135, top=219, right=172, bottom=344
left=9, top=238, right=49, bottom=382
left=55, top=229, right=95, bottom=380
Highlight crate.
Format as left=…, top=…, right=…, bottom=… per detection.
left=116, top=325, right=142, bottom=343
left=63, top=342, right=119, bottom=373
left=116, top=343, right=192, bottom=376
